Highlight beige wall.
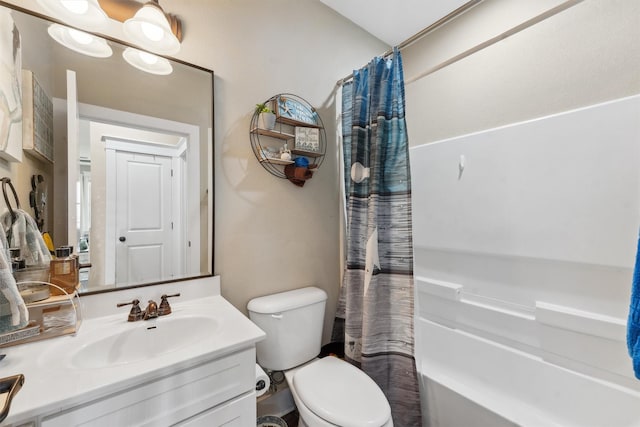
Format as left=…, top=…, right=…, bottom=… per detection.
left=4, top=0, right=387, bottom=342
left=404, top=0, right=640, bottom=145
left=182, top=0, right=387, bottom=342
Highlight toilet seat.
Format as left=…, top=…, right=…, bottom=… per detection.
left=293, top=356, right=391, bottom=427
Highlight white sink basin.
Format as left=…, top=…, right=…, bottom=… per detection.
left=70, top=315, right=217, bottom=369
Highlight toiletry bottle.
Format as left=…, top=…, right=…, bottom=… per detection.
left=60, top=245, right=78, bottom=275
left=49, top=247, right=78, bottom=296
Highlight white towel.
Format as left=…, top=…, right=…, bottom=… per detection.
left=1, top=208, right=51, bottom=267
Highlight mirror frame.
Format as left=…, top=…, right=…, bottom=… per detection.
left=0, top=0, right=215, bottom=295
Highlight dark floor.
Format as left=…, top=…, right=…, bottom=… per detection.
left=281, top=409, right=299, bottom=427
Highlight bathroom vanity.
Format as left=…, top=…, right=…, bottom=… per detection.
left=0, top=277, right=265, bottom=427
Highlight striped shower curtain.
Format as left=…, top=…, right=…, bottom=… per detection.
left=334, top=48, right=421, bottom=427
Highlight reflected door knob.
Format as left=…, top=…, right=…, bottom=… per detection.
left=119, top=236, right=126, bottom=242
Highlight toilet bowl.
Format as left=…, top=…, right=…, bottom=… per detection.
left=285, top=357, right=393, bottom=427
left=248, top=287, right=393, bottom=427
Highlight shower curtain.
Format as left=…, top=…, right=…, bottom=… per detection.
left=334, top=48, right=421, bottom=427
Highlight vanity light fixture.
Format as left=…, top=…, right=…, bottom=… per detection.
left=48, top=23, right=113, bottom=58
left=122, top=47, right=173, bottom=75
left=123, top=1, right=180, bottom=55
left=36, top=0, right=108, bottom=29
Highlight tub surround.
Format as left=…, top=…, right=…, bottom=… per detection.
left=0, top=276, right=266, bottom=426
left=411, top=96, right=640, bottom=425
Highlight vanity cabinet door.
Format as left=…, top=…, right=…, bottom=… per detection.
left=175, top=392, right=256, bottom=427
left=40, top=348, right=255, bottom=427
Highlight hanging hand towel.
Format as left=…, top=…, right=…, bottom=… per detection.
left=628, top=234, right=640, bottom=379
left=0, top=209, right=51, bottom=268
left=0, top=223, right=28, bottom=333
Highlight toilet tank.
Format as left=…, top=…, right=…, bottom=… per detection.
left=248, top=287, right=327, bottom=371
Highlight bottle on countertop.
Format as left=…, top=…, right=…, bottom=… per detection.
left=60, top=245, right=79, bottom=274
left=49, top=247, right=78, bottom=296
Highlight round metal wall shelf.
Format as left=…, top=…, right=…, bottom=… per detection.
left=250, top=93, right=326, bottom=179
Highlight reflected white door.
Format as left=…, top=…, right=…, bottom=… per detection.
left=115, top=151, right=173, bottom=286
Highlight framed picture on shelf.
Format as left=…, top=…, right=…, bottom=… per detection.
left=22, top=70, right=54, bottom=162
left=276, top=95, right=317, bottom=126
left=295, top=127, right=320, bottom=153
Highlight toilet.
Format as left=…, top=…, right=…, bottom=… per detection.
left=248, top=287, right=393, bottom=427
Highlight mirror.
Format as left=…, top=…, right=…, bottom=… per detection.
left=1, top=2, right=213, bottom=293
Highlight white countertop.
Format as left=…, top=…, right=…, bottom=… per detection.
left=0, top=278, right=265, bottom=425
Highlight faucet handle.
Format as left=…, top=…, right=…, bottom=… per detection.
left=158, top=293, right=181, bottom=316
left=117, top=299, right=143, bottom=322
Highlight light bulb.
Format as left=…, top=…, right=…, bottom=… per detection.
left=139, top=51, right=159, bottom=65
left=141, top=22, right=164, bottom=42
left=48, top=24, right=112, bottom=58
left=60, top=0, right=89, bottom=15
left=36, top=0, right=108, bottom=29
left=123, top=2, right=180, bottom=55
left=68, top=28, right=94, bottom=45
left=122, top=47, right=172, bottom=75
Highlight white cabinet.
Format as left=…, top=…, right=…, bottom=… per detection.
left=40, top=348, right=256, bottom=427
left=175, top=393, right=255, bottom=426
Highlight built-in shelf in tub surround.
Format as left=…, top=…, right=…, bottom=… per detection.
left=416, top=275, right=635, bottom=386
left=0, top=276, right=266, bottom=426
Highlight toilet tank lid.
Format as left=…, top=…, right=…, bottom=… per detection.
left=247, top=287, right=327, bottom=314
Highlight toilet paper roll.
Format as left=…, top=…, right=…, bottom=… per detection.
left=255, top=364, right=270, bottom=397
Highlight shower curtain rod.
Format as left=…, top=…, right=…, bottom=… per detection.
left=336, top=0, right=482, bottom=86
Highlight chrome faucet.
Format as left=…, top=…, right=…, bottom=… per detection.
left=143, top=300, right=158, bottom=320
